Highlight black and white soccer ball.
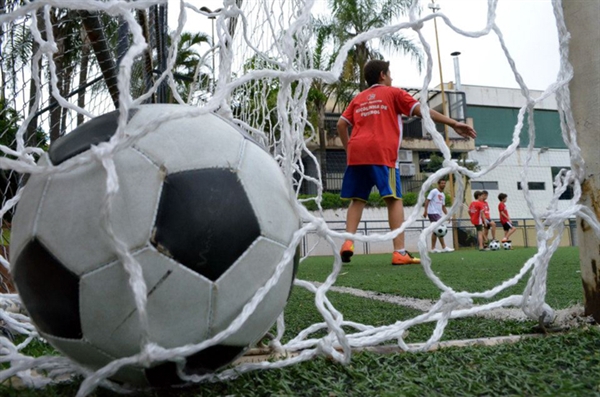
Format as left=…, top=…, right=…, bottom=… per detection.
left=502, top=241, right=512, bottom=250
left=489, top=240, right=501, bottom=250
left=9, top=105, right=300, bottom=387
left=433, top=224, right=448, bottom=238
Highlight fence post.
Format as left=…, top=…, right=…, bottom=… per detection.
left=563, top=0, right=600, bottom=321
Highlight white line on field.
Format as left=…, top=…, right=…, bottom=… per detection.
left=308, top=282, right=585, bottom=324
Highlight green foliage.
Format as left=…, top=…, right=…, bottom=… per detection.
left=423, top=153, right=444, bottom=173
left=298, top=192, right=349, bottom=210
left=298, top=191, right=421, bottom=210
left=402, top=191, right=417, bottom=207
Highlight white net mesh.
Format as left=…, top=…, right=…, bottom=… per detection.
left=1, top=0, right=599, bottom=395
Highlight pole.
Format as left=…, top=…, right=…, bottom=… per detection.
left=430, top=0, right=458, bottom=249
left=563, top=1, right=600, bottom=321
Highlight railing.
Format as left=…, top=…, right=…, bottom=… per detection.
left=300, top=217, right=577, bottom=256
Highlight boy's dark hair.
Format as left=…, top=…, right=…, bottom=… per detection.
left=473, top=190, right=481, bottom=199
left=498, top=193, right=507, bottom=201
left=481, top=190, right=489, bottom=196
left=364, top=60, right=390, bottom=87
left=438, top=179, right=447, bottom=184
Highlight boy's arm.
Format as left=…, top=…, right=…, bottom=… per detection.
left=337, top=119, right=350, bottom=151
left=500, top=210, right=511, bottom=222
left=412, top=104, right=476, bottom=139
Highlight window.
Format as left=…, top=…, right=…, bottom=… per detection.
left=551, top=167, right=574, bottom=200
left=517, top=182, right=545, bottom=190
left=471, top=181, right=499, bottom=190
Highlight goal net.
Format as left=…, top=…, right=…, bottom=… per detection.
left=0, top=0, right=599, bottom=395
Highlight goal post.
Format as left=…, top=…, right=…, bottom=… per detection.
left=563, top=1, right=600, bottom=321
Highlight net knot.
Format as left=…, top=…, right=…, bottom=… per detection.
left=442, top=159, right=458, bottom=172
left=39, top=42, right=58, bottom=54
left=440, top=291, right=472, bottom=308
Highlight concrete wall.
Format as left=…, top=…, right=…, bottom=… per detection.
left=468, top=146, right=572, bottom=219
left=301, top=206, right=454, bottom=257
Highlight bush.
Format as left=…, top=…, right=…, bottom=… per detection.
left=402, top=192, right=417, bottom=207
left=298, top=192, right=349, bottom=210
left=298, top=192, right=421, bottom=210
left=367, top=193, right=385, bottom=208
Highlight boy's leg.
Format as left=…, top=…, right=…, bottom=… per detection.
left=490, top=221, right=497, bottom=240
left=439, top=236, right=448, bottom=250
left=341, top=199, right=366, bottom=262
left=346, top=199, right=366, bottom=234
left=431, top=233, right=438, bottom=251
left=385, top=197, right=404, bottom=251
left=339, top=166, right=370, bottom=263
left=477, top=226, right=486, bottom=250
left=506, top=226, right=516, bottom=240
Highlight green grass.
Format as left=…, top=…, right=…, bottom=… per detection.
left=297, top=247, right=583, bottom=309
left=0, top=247, right=593, bottom=396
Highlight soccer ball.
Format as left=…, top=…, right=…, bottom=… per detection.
left=502, top=241, right=512, bottom=250
left=489, top=240, right=501, bottom=250
left=9, top=105, right=300, bottom=387
left=434, top=224, right=448, bottom=237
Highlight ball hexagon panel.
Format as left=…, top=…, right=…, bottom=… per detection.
left=211, top=237, right=295, bottom=346
left=8, top=172, right=50, bottom=264
left=12, top=238, right=81, bottom=339
left=34, top=148, right=162, bottom=275
left=151, top=168, right=260, bottom=281
left=131, top=106, right=246, bottom=173
left=237, top=140, right=299, bottom=246
left=41, top=333, right=149, bottom=386
left=80, top=248, right=213, bottom=359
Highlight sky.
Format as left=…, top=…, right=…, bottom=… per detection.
left=167, top=0, right=561, bottom=91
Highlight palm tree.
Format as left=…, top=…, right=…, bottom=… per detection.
left=329, top=0, right=423, bottom=90
left=170, top=31, right=211, bottom=103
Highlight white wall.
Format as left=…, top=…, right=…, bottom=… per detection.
left=301, top=207, right=454, bottom=257
left=467, top=147, right=572, bottom=219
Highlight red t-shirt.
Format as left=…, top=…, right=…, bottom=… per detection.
left=483, top=201, right=491, bottom=220
left=498, top=202, right=509, bottom=224
left=341, top=85, right=418, bottom=167
left=469, top=201, right=485, bottom=225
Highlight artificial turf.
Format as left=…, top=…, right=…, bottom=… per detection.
left=1, top=246, right=593, bottom=396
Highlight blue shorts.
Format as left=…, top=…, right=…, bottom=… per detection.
left=340, top=165, right=402, bottom=201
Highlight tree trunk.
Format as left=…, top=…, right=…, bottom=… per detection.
left=137, top=9, right=155, bottom=103
left=78, top=10, right=119, bottom=109
left=357, top=43, right=368, bottom=91
left=563, top=1, right=600, bottom=321
left=49, top=14, right=63, bottom=143
left=25, top=8, right=44, bottom=147
left=77, top=35, right=90, bottom=126
left=0, top=0, right=6, bottom=102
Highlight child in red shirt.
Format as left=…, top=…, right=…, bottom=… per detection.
left=498, top=193, right=516, bottom=243
left=469, top=190, right=487, bottom=250
left=337, top=60, right=477, bottom=265
left=480, top=190, right=497, bottom=244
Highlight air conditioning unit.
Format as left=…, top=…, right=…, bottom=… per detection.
left=399, top=163, right=416, bottom=177
left=397, top=149, right=413, bottom=163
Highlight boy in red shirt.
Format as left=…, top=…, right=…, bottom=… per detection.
left=469, top=190, right=488, bottom=251
left=337, top=60, right=477, bottom=265
left=498, top=193, right=516, bottom=243
left=480, top=190, right=497, bottom=244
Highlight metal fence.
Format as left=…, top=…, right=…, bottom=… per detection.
left=300, top=217, right=577, bottom=256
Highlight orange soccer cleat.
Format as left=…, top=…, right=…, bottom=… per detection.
left=340, top=240, right=354, bottom=263
left=392, top=251, right=421, bottom=265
